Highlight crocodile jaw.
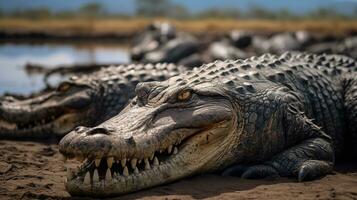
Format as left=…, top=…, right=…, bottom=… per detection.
left=62, top=121, right=234, bottom=197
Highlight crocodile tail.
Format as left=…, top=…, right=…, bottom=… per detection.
left=343, top=74, right=357, bottom=159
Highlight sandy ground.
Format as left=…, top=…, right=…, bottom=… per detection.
left=0, top=140, right=356, bottom=200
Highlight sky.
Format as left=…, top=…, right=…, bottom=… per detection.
left=0, top=0, right=356, bottom=15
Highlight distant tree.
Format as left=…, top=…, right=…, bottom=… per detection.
left=196, top=8, right=240, bottom=19
left=168, top=5, right=189, bottom=19
left=275, top=8, right=298, bottom=20
left=136, top=0, right=172, bottom=17
left=247, top=6, right=276, bottom=19
left=308, top=7, right=348, bottom=19
left=79, top=2, right=104, bottom=18
left=55, top=10, right=76, bottom=19
left=10, top=8, right=51, bottom=19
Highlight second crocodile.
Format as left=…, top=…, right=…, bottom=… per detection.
left=0, top=63, right=185, bottom=139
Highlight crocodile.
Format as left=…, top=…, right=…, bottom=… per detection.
left=0, top=63, right=185, bottom=139
left=59, top=52, right=357, bottom=197
left=130, top=22, right=203, bottom=68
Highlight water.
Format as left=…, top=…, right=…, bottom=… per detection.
left=0, top=43, right=130, bottom=95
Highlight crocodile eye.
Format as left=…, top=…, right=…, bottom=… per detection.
left=177, top=90, right=192, bottom=101
left=57, top=82, right=71, bottom=93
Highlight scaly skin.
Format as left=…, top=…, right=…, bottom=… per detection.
left=60, top=52, right=357, bottom=197
left=0, top=63, right=186, bottom=139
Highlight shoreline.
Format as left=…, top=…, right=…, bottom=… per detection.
left=1, top=19, right=357, bottom=43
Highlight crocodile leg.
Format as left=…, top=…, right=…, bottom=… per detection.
left=223, top=137, right=334, bottom=181
left=223, top=88, right=335, bottom=181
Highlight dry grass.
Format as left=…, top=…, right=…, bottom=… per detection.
left=1, top=18, right=357, bottom=35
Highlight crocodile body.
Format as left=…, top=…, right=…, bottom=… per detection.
left=0, top=63, right=186, bottom=139
left=60, top=52, right=357, bottom=197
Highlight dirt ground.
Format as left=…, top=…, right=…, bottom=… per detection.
left=0, top=140, right=356, bottom=200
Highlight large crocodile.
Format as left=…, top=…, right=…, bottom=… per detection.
left=0, top=63, right=185, bottom=139
left=60, top=52, right=357, bottom=197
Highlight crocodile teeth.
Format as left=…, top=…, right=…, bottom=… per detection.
left=134, top=167, right=139, bottom=174
left=173, top=147, right=178, bottom=155
left=131, top=158, right=137, bottom=169
left=66, top=168, right=73, bottom=179
left=153, top=157, right=159, bottom=166
left=95, top=159, right=101, bottom=167
left=93, top=169, right=99, bottom=182
left=145, top=158, right=151, bottom=170
left=105, top=168, right=112, bottom=181
left=138, top=159, right=142, bottom=164
left=83, top=171, right=91, bottom=185
left=107, top=157, right=114, bottom=168
left=123, top=166, right=129, bottom=177
left=150, top=153, right=154, bottom=160
left=121, top=159, right=126, bottom=168
left=168, top=145, right=173, bottom=154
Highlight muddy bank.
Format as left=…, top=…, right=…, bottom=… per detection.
left=0, top=140, right=356, bottom=200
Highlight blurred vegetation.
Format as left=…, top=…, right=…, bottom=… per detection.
left=0, top=0, right=356, bottom=20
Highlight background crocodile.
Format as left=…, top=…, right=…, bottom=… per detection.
left=60, top=52, right=357, bottom=197
left=0, top=63, right=186, bottom=139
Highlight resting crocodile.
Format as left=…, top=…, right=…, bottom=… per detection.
left=0, top=63, right=186, bottom=139
left=59, top=52, right=357, bottom=197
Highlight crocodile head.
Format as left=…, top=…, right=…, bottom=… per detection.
left=59, top=63, right=248, bottom=197
left=0, top=78, right=99, bottom=139
left=0, top=64, right=184, bottom=140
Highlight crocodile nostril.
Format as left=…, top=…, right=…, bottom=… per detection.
left=86, top=127, right=110, bottom=135
left=74, top=126, right=87, bottom=133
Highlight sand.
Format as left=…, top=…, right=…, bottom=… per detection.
left=0, top=140, right=356, bottom=200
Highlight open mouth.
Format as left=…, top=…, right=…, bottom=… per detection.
left=0, top=108, right=90, bottom=139
left=0, top=110, right=66, bottom=131
left=61, top=119, right=230, bottom=196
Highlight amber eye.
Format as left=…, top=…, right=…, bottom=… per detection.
left=57, top=82, right=71, bottom=93
left=177, top=90, right=192, bottom=101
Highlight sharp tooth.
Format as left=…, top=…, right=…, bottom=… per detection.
left=121, top=159, right=126, bottom=167
left=145, top=158, right=151, bottom=170
left=150, top=153, right=154, bottom=160
left=131, top=158, right=137, bottom=169
left=123, top=166, right=129, bottom=177
left=95, top=158, right=101, bottom=167
left=107, top=157, right=114, bottom=168
left=113, top=172, right=118, bottom=178
left=83, top=171, right=91, bottom=185
left=134, top=167, right=139, bottom=174
left=168, top=145, right=173, bottom=154
left=93, top=169, right=99, bottom=182
left=153, top=157, right=159, bottom=166
left=66, top=168, right=73, bottom=179
left=105, top=168, right=112, bottom=181
left=138, top=159, right=142, bottom=164
left=173, top=147, right=178, bottom=155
